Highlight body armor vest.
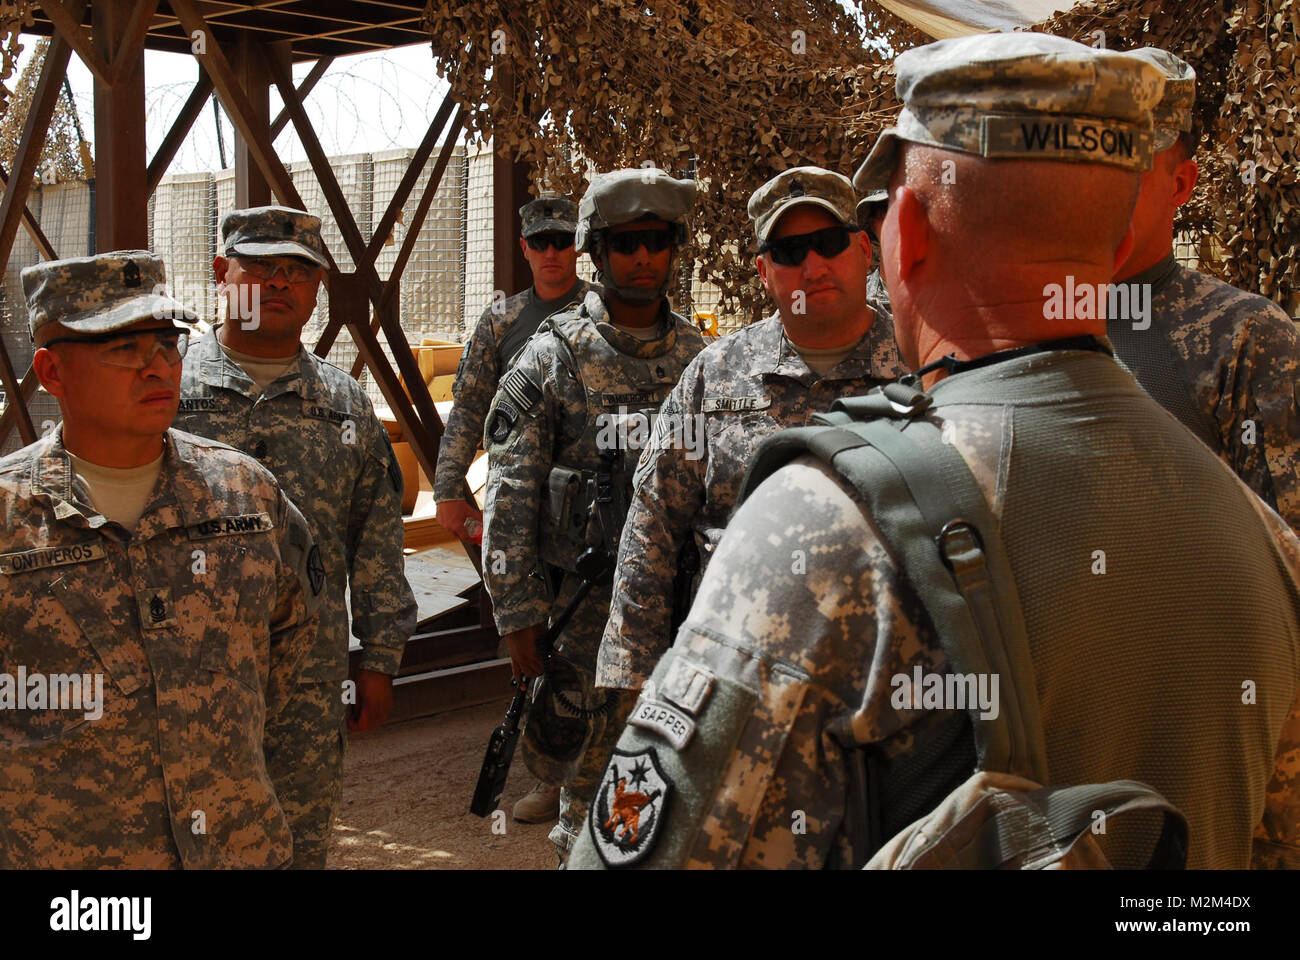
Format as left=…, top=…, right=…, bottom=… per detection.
left=539, top=300, right=703, bottom=572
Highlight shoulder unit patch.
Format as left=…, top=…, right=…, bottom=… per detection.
left=589, top=746, right=673, bottom=868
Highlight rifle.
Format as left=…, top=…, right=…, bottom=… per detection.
left=469, top=547, right=615, bottom=817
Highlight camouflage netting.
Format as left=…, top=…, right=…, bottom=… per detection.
left=0, top=0, right=30, bottom=127
left=1040, top=0, right=1299, bottom=312
left=423, top=0, right=1299, bottom=319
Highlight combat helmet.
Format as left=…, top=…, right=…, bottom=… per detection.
left=575, top=167, right=696, bottom=304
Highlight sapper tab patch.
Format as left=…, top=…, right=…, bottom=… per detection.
left=590, top=747, right=673, bottom=868
left=661, top=657, right=714, bottom=715
left=187, top=512, right=274, bottom=540
left=0, top=541, right=106, bottom=575
left=628, top=697, right=696, bottom=751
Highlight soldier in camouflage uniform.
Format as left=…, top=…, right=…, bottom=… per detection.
left=572, top=34, right=1300, bottom=870
left=481, top=168, right=705, bottom=861
left=434, top=196, right=595, bottom=545
left=176, top=207, right=416, bottom=868
left=597, top=167, right=904, bottom=695
left=436, top=196, right=595, bottom=824
left=1107, top=48, right=1300, bottom=532
left=0, top=251, right=322, bottom=868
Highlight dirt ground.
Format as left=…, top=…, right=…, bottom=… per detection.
left=327, top=698, right=558, bottom=870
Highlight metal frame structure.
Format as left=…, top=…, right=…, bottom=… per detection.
left=1, top=1, right=533, bottom=716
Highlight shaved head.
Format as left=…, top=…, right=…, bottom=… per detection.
left=880, top=144, right=1142, bottom=372
left=897, top=144, right=1140, bottom=289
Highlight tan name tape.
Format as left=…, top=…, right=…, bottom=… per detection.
left=702, top=396, right=771, bottom=413
left=980, top=115, right=1152, bottom=168
left=599, top=390, right=667, bottom=407
left=187, top=512, right=273, bottom=540
left=0, top=541, right=106, bottom=575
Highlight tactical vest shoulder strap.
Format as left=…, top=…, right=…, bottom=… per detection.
left=737, top=379, right=1049, bottom=782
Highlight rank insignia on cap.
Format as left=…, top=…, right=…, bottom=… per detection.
left=283, top=220, right=295, bottom=235
left=122, top=261, right=142, bottom=288
left=589, top=747, right=672, bottom=868
left=788, top=179, right=804, bottom=197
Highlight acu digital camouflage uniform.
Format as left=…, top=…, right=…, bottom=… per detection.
left=571, top=33, right=1300, bottom=870
left=176, top=207, right=417, bottom=868
left=1104, top=49, right=1300, bottom=531
left=433, top=196, right=596, bottom=504
left=0, top=429, right=321, bottom=868
left=482, top=288, right=705, bottom=858
left=598, top=167, right=905, bottom=693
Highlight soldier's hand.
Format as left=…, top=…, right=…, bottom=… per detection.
left=348, top=669, right=394, bottom=732
left=436, top=499, right=484, bottom=543
left=505, top=625, right=545, bottom=682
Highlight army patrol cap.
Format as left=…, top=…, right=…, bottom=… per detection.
left=520, top=196, right=578, bottom=238
left=853, top=32, right=1167, bottom=193
left=856, top=189, right=889, bottom=231
left=221, top=205, right=329, bottom=268
left=1125, top=47, right=1195, bottom=152
left=23, top=251, right=196, bottom=341
left=748, top=166, right=857, bottom=245
left=574, top=168, right=696, bottom=252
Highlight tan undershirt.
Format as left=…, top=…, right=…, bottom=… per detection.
left=788, top=333, right=866, bottom=377
left=68, top=451, right=165, bottom=530
left=220, top=341, right=300, bottom=394
left=612, top=322, right=663, bottom=342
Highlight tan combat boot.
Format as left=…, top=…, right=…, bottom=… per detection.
left=512, top=782, right=560, bottom=823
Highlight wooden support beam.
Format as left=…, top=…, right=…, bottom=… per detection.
left=0, top=163, right=59, bottom=261
left=93, top=0, right=148, bottom=251
left=146, top=74, right=214, bottom=196
left=38, top=0, right=112, bottom=87
left=171, top=0, right=309, bottom=211
left=0, top=366, right=40, bottom=447
left=228, top=33, right=279, bottom=208
left=380, top=106, right=463, bottom=310
left=0, top=21, right=73, bottom=269
left=327, top=271, right=437, bottom=481
left=268, top=56, right=333, bottom=140
left=340, top=101, right=463, bottom=375
left=109, top=0, right=158, bottom=85
left=365, top=92, right=455, bottom=268
left=0, top=344, right=35, bottom=447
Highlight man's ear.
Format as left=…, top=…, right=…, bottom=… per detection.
left=755, top=253, right=773, bottom=296
left=213, top=256, right=229, bottom=285
left=518, top=236, right=529, bottom=257
left=854, top=228, right=873, bottom=273
left=1171, top=158, right=1199, bottom=208
left=893, top=186, right=928, bottom=282
left=32, top=346, right=66, bottom=398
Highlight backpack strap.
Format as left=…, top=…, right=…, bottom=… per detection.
left=737, top=379, right=1048, bottom=781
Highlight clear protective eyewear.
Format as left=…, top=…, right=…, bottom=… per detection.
left=233, top=255, right=319, bottom=283
left=44, top=326, right=189, bottom=369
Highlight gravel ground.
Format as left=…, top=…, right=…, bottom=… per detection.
left=328, top=698, right=558, bottom=870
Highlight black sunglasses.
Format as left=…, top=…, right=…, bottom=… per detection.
left=525, top=232, right=575, bottom=251
left=761, top=224, right=859, bottom=266
left=606, top=229, right=676, bottom=256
